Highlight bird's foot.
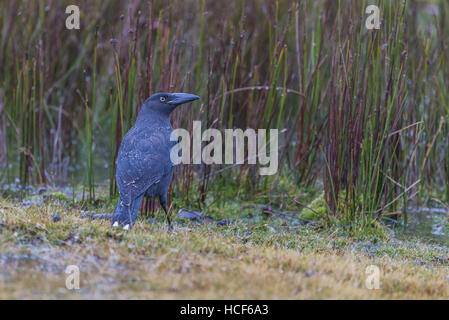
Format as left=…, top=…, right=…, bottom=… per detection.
left=111, top=212, right=135, bottom=230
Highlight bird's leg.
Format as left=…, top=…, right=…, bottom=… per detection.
left=111, top=195, right=144, bottom=229
left=127, top=205, right=132, bottom=229
left=162, top=205, right=172, bottom=230
left=160, top=196, right=172, bottom=230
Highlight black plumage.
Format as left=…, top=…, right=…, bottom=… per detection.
left=88, top=92, right=199, bottom=229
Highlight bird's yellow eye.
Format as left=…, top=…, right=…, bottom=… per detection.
left=160, top=97, right=166, bottom=102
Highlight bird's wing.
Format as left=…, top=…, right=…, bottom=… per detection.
left=115, top=126, right=172, bottom=206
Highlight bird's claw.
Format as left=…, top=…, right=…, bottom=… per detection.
left=111, top=212, right=135, bottom=230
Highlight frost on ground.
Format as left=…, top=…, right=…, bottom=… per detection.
left=0, top=198, right=449, bottom=299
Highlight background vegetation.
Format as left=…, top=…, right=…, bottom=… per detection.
left=1, top=0, right=448, bottom=233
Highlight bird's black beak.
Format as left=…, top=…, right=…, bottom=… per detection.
left=167, top=93, right=200, bottom=105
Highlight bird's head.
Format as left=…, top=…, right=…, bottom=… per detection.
left=142, top=92, right=200, bottom=116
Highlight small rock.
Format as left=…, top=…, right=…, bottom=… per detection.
left=174, top=227, right=192, bottom=232
left=242, top=230, right=253, bottom=237
left=178, top=209, right=202, bottom=220
left=201, top=216, right=215, bottom=223
left=305, top=270, right=317, bottom=277
left=51, top=213, right=61, bottom=222
left=22, top=200, right=32, bottom=208
left=413, top=259, right=425, bottom=266
left=262, top=205, right=274, bottom=217
left=38, top=187, right=47, bottom=195
left=52, top=213, right=61, bottom=222
left=217, top=218, right=231, bottom=226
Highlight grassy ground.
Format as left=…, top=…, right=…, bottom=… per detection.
left=1, top=195, right=449, bottom=299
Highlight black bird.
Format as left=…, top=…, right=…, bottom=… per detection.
left=88, top=93, right=199, bottom=229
